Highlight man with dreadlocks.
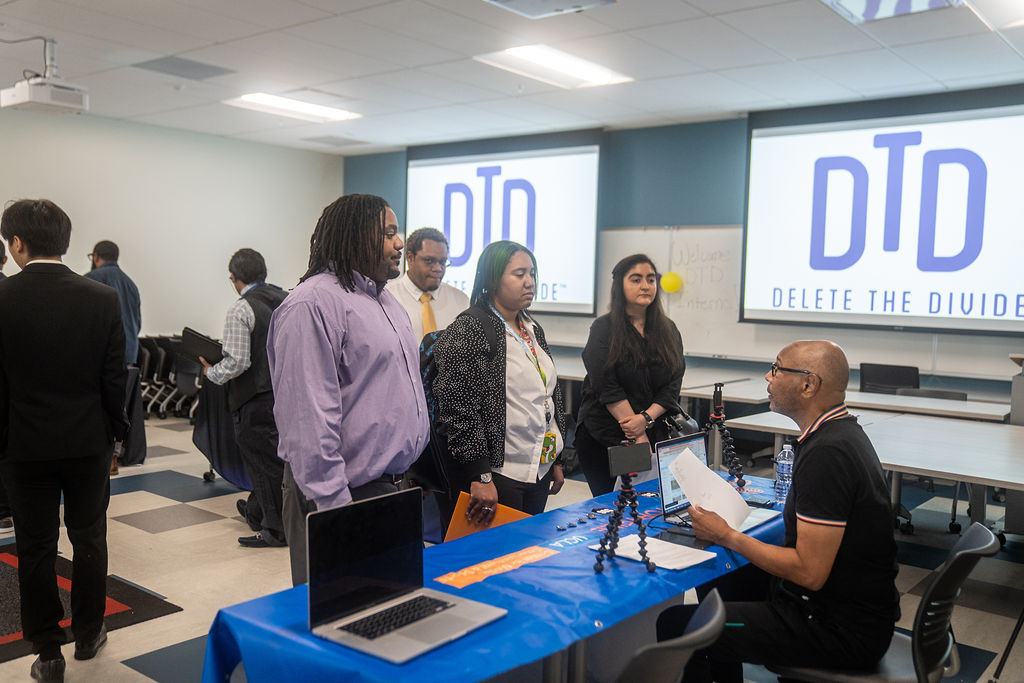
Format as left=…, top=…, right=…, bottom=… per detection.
left=268, top=194, right=430, bottom=585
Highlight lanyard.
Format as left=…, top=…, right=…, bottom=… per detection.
left=489, top=303, right=547, bottom=387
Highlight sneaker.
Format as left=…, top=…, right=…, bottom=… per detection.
left=30, top=654, right=65, bottom=682
left=238, top=531, right=286, bottom=548
left=0, top=516, right=12, bottom=530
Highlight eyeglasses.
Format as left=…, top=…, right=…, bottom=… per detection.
left=86, top=253, right=94, bottom=260
left=769, top=361, right=819, bottom=382
left=417, top=256, right=449, bottom=268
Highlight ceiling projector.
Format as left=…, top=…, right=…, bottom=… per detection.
left=0, top=76, right=88, bottom=113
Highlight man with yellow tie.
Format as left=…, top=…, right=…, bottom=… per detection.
left=393, top=228, right=470, bottom=342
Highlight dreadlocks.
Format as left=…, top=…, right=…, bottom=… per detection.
left=301, top=194, right=389, bottom=291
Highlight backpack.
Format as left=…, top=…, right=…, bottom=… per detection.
left=409, top=307, right=497, bottom=494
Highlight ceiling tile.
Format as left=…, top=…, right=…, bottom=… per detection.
left=419, top=59, right=558, bottom=97
left=3, top=0, right=207, bottom=54
left=180, top=43, right=343, bottom=93
left=423, top=0, right=614, bottom=43
left=313, top=75, right=451, bottom=110
left=800, top=49, right=937, bottom=90
left=522, top=88, right=652, bottom=119
left=285, top=15, right=463, bottom=67
left=368, top=69, right=506, bottom=103
left=721, top=61, right=860, bottom=105
left=717, top=0, right=880, bottom=59
left=603, top=71, right=782, bottom=112
left=338, top=0, right=515, bottom=56
left=470, top=97, right=598, bottom=126
left=586, top=0, right=702, bottom=31
left=892, top=32, right=1024, bottom=81
left=859, top=5, right=988, bottom=47
left=173, top=0, right=332, bottom=29
left=630, top=16, right=786, bottom=70
left=74, top=67, right=236, bottom=118
left=132, top=102, right=311, bottom=136
left=54, top=0, right=265, bottom=43
left=219, top=32, right=401, bottom=81
left=685, top=0, right=792, bottom=13
left=291, top=0, right=394, bottom=13
left=553, top=32, right=701, bottom=80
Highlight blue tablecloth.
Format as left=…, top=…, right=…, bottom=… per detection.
left=202, top=475, right=784, bottom=683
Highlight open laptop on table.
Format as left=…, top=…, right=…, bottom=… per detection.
left=655, top=431, right=710, bottom=528
left=307, top=487, right=507, bottom=664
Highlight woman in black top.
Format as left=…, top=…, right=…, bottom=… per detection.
left=576, top=254, right=685, bottom=496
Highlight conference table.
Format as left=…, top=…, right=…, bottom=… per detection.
left=202, top=477, right=784, bottom=683
left=725, top=410, right=1024, bottom=527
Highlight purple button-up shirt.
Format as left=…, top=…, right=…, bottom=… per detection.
left=268, top=270, right=429, bottom=509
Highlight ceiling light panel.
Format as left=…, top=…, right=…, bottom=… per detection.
left=473, top=44, right=632, bottom=88
left=222, top=93, right=361, bottom=123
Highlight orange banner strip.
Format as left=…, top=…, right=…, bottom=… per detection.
left=435, top=545, right=559, bottom=589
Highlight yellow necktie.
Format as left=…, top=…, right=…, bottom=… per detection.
left=420, top=292, right=437, bottom=335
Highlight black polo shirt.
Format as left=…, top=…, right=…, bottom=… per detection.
left=781, top=414, right=899, bottom=625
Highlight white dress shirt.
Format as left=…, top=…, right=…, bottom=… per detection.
left=391, top=272, right=470, bottom=342
left=494, top=316, right=562, bottom=484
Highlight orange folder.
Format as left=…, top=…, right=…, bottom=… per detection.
left=443, top=491, right=530, bottom=543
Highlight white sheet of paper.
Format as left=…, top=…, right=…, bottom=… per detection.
left=589, top=535, right=717, bottom=571
left=668, top=447, right=751, bottom=529
left=738, top=507, right=781, bottom=532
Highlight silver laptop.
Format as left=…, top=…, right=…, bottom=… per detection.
left=655, top=431, right=710, bottom=521
left=306, top=487, right=507, bottom=664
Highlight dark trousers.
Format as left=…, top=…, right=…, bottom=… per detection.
left=233, top=392, right=285, bottom=542
left=574, top=422, right=617, bottom=497
left=492, top=468, right=555, bottom=515
left=0, top=471, right=10, bottom=518
left=0, top=452, right=112, bottom=652
left=659, top=566, right=892, bottom=682
left=282, top=463, right=405, bottom=586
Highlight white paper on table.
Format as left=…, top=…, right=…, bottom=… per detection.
left=738, top=507, right=781, bottom=532
left=588, top=535, right=717, bottom=570
left=668, top=447, right=751, bottom=529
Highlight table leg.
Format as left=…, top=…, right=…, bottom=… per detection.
left=542, top=650, right=563, bottom=683
left=568, top=640, right=587, bottom=683
left=969, top=484, right=987, bottom=525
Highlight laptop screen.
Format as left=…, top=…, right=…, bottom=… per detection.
left=656, top=432, right=709, bottom=516
left=307, top=488, right=424, bottom=629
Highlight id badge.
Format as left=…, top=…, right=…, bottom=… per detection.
left=540, top=432, right=558, bottom=464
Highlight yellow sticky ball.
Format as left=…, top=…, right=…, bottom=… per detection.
left=660, top=271, right=682, bottom=293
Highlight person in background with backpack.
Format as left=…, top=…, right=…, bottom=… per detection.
left=433, top=241, right=567, bottom=526
left=575, top=254, right=686, bottom=496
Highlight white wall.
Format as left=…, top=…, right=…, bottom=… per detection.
left=0, top=109, right=343, bottom=336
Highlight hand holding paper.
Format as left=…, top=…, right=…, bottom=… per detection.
left=667, top=447, right=750, bottom=530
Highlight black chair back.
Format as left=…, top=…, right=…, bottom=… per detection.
left=859, top=363, right=920, bottom=394
left=615, top=589, right=726, bottom=683
left=913, top=522, right=999, bottom=682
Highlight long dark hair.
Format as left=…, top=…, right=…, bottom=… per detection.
left=301, top=194, right=389, bottom=291
left=606, top=254, right=681, bottom=370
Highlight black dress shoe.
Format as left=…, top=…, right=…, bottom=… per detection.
left=30, top=654, right=65, bottom=682
left=74, top=624, right=107, bottom=660
left=238, top=532, right=286, bottom=548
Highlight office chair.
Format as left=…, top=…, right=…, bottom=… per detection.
left=615, top=589, right=725, bottom=683
left=859, top=363, right=920, bottom=395
left=770, top=522, right=999, bottom=683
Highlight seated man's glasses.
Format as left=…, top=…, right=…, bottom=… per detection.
left=770, top=362, right=820, bottom=382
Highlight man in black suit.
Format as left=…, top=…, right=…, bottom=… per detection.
left=0, top=199, right=128, bottom=682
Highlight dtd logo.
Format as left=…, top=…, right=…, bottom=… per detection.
left=444, top=166, right=536, bottom=267
left=810, top=131, right=987, bottom=272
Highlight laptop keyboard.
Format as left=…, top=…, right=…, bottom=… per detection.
left=339, top=595, right=454, bottom=640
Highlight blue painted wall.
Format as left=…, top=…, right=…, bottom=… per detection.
left=342, top=118, right=749, bottom=229
left=343, top=150, right=408, bottom=223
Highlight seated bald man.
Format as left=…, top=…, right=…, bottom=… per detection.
left=682, top=341, right=899, bottom=682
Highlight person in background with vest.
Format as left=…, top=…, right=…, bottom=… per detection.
left=391, top=227, right=470, bottom=341
left=201, top=248, right=288, bottom=548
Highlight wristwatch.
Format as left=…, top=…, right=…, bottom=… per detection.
left=478, top=472, right=493, bottom=484
left=640, top=411, right=654, bottom=428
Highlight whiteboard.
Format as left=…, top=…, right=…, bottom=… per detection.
left=535, top=225, right=1022, bottom=381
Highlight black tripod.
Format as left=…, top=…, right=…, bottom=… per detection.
left=593, top=472, right=656, bottom=573
left=707, top=383, right=745, bottom=488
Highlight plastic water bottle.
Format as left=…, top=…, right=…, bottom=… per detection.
left=775, top=443, right=794, bottom=504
